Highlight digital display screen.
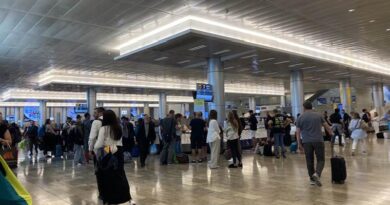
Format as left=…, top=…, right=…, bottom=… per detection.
left=196, top=83, right=213, bottom=102
left=74, top=104, right=88, bottom=113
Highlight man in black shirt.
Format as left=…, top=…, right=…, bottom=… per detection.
left=341, top=109, right=351, bottom=138
left=329, top=109, right=344, bottom=146
left=248, top=110, right=258, bottom=150
left=25, top=121, right=39, bottom=157
left=268, top=109, right=290, bottom=158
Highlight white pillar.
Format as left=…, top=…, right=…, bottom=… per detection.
left=372, top=83, right=384, bottom=116
left=39, top=101, right=46, bottom=126
left=144, top=103, right=150, bottom=116
left=290, top=70, right=304, bottom=118
left=280, top=95, right=286, bottom=107
left=339, top=80, right=352, bottom=113
left=14, top=107, right=19, bottom=123
left=87, top=88, right=97, bottom=117
left=248, top=97, right=256, bottom=111
left=207, top=57, right=225, bottom=125
left=159, top=93, right=167, bottom=119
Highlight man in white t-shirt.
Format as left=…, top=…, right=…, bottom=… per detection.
left=88, top=107, right=105, bottom=199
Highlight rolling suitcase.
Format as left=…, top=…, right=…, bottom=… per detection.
left=263, top=144, right=274, bottom=156
left=330, top=143, right=347, bottom=184
left=176, top=153, right=189, bottom=164
left=376, top=132, right=384, bottom=139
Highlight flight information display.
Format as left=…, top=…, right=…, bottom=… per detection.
left=196, top=83, right=213, bottom=102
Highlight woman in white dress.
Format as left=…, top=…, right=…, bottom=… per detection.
left=207, top=110, right=221, bottom=169
left=349, top=112, right=368, bottom=156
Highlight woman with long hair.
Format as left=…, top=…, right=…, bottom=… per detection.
left=349, top=112, right=368, bottom=156
left=206, top=110, right=221, bottom=169
left=94, top=110, right=133, bottom=205
left=225, top=112, right=242, bottom=168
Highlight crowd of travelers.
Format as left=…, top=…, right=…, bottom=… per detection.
left=1, top=102, right=388, bottom=204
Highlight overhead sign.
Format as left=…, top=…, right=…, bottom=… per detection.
left=74, top=103, right=88, bottom=113
left=317, top=98, right=327, bottom=105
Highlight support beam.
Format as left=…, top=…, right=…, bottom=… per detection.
left=248, top=97, right=256, bottom=111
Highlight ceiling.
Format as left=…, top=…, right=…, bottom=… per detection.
left=0, top=0, right=388, bottom=94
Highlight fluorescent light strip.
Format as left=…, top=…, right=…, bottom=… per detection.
left=177, top=60, right=191, bottom=64
left=224, top=66, right=234, bottom=70
left=103, top=103, right=159, bottom=108
left=188, top=45, right=206, bottom=51
left=259, top=58, right=275, bottom=62
left=1, top=89, right=194, bottom=103
left=274, top=60, right=290, bottom=65
left=300, top=66, right=316, bottom=70
left=241, top=54, right=257, bottom=59
left=115, top=15, right=390, bottom=75
left=288, top=63, right=304, bottom=67
left=38, top=69, right=285, bottom=96
left=154, top=56, right=168, bottom=61
left=213, top=49, right=230, bottom=55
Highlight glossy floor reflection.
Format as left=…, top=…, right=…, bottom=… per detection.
left=15, top=136, right=390, bottom=205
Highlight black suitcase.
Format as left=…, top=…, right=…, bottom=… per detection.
left=263, top=144, right=274, bottom=156
left=377, top=132, right=384, bottom=139
left=176, top=153, right=189, bottom=164
left=330, top=141, right=347, bottom=184
left=330, top=156, right=347, bottom=184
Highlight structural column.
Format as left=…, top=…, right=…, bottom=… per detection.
left=14, top=107, right=19, bottom=123
left=290, top=70, right=304, bottom=118
left=39, top=101, right=46, bottom=126
left=159, top=93, right=167, bottom=119
left=372, top=83, right=384, bottom=116
left=339, top=79, right=352, bottom=113
left=207, top=57, right=225, bottom=125
left=144, top=103, right=150, bottom=116
left=86, top=88, right=97, bottom=117
left=248, top=97, right=256, bottom=111
left=280, top=95, right=286, bottom=108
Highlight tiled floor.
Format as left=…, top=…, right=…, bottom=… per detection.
left=14, top=136, right=390, bottom=205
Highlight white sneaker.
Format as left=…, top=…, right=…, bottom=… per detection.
left=312, top=173, right=322, bottom=187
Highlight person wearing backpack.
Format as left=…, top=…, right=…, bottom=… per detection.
left=268, top=109, right=290, bottom=159
left=72, top=115, right=85, bottom=165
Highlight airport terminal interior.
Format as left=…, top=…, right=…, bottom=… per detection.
left=0, top=0, right=390, bottom=204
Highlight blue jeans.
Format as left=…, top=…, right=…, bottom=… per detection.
left=175, top=140, right=182, bottom=154
left=74, top=144, right=85, bottom=164
left=274, top=133, right=285, bottom=156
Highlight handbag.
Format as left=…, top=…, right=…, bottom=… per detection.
left=0, top=144, right=14, bottom=161
left=0, top=156, right=32, bottom=205
left=149, top=144, right=158, bottom=155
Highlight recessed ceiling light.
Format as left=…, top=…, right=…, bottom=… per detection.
left=213, top=49, right=231, bottom=55
left=386, top=28, right=390, bottom=32
left=300, top=66, right=316, bottom=70
left=369, top=20, right=376, bottom=23
left=154, top=56, right=168, bottom=61
left=348, top=9, right=355, bottom=12
left=177, top=60, right=190, bottom=64
left=188, top=45, right=206, bottom=51
left=274, top=60, right=290, bottom=65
